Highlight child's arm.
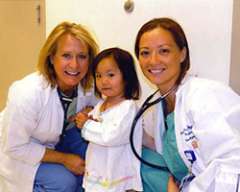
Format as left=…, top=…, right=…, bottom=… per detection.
left=81, top=100, right=139, bottom=146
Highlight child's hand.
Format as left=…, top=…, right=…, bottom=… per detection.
left=81, top=106, right=94, bottom=113
left=88, top=115, right=101, bottom=122
left=75, top=112, right=89, bottom=128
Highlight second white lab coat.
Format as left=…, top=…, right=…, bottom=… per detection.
left=142, top=75, right=240, bottom=192
left=82, top=100, right=143, bottom=192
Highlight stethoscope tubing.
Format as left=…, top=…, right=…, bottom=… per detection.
left=130, top=86, right=176, bottom=171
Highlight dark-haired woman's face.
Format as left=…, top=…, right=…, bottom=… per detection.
left=138, top=27, right=186, bottom=93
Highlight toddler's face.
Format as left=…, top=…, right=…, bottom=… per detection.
left=95, top=56, right=125, bottom=100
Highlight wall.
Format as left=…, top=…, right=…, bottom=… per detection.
left=45, top=0, right=234, bottom=100
left=0, top=0, right=45, bottom=110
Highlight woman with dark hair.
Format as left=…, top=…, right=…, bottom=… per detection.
left=134, top=17, right=240, bottom=192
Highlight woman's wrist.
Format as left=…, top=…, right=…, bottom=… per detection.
left=41, top=148, right=67, bottom=165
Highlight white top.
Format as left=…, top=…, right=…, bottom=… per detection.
left=143, top=75, right=240, bottom=192
left=0, top=72, right=97, bottom=192
left=82, top=99, right=143, bottom=192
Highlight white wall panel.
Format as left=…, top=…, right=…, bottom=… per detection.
left=46, top=0, right=235, bottom=100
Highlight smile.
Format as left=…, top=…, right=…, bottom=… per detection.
left=65, top=71, right=80, bottom=76
left=148, top=68, right=165, bottom=74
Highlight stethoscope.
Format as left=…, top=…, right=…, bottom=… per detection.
left=130, top=85, right=177, bottom=172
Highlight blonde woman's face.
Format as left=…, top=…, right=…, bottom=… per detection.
left=138, top=27, right=186, bottom=93
left=51, top=33, right=89, bottom=92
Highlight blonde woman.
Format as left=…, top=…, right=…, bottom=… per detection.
left=0, top=21, right=99, bottom=192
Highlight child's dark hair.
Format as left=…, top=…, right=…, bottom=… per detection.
left=92, top=47, right=141, bottom=100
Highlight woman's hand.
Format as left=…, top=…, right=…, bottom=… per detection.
left=167, top=175, right=179, bottom=192
left=42, top=149, right=85, bottom=175
left=62, top=153, right=85, bottom=175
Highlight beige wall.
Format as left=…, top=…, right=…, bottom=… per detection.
left=0, top=0, right=46, bottom=110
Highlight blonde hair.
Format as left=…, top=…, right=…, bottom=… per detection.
left=37, top=21, right=99, bottom=90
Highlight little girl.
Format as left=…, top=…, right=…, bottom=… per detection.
left=75, top=47, right=143, bottom=192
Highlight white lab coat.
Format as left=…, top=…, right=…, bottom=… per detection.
left=142, top=76, right=240, bottom=192
left=82, top=100, right=143, bottom=192
left=0, top=72, right=97, bottom=192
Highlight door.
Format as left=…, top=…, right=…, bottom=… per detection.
left=0, top=0, right=45, bottom=110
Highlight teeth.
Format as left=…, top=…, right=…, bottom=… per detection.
left=149, top=69, right=164, bottom=74
left=65, top=71, right=80, bottom=76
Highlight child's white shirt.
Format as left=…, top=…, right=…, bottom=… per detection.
left=81, top=99, right=143, bottom=192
